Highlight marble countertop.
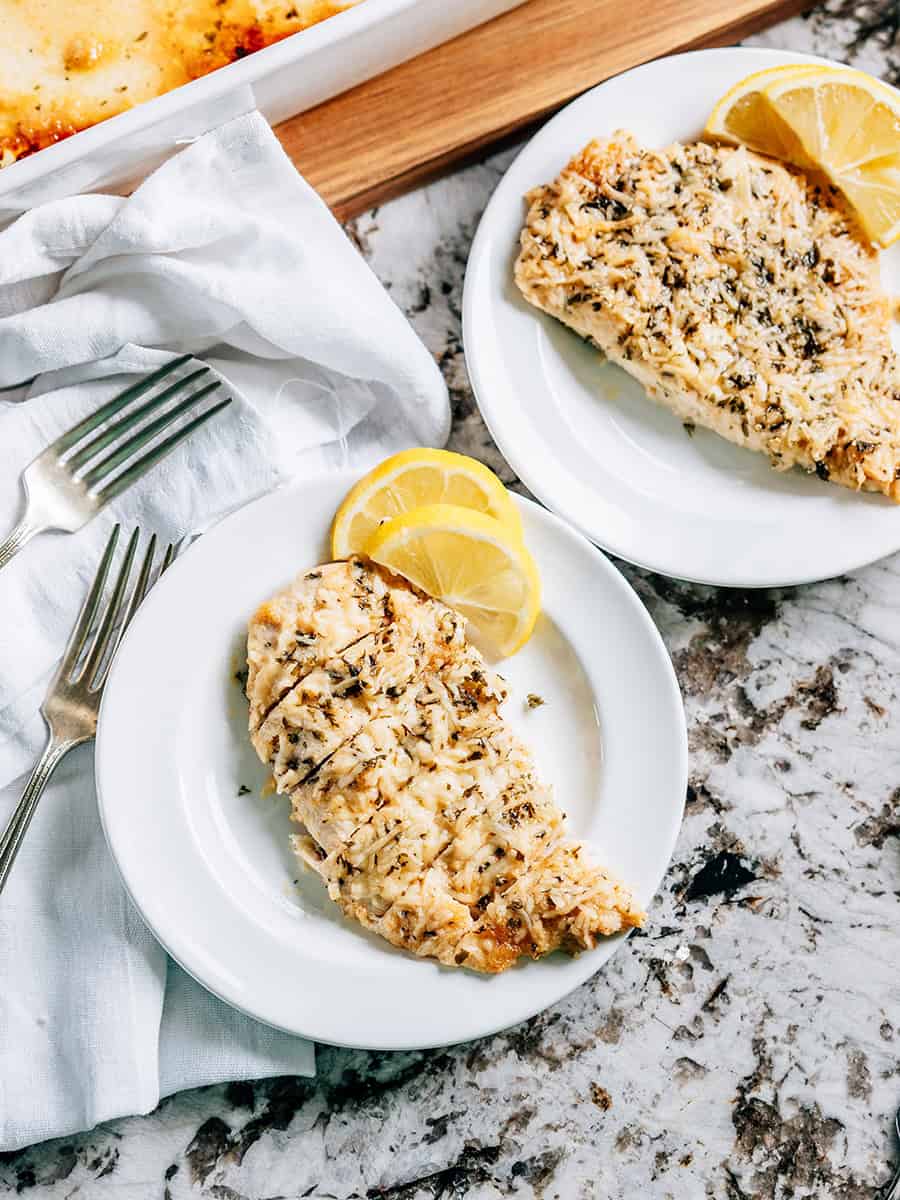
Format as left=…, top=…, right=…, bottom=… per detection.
left=3, top=3, right=899, bottom=1196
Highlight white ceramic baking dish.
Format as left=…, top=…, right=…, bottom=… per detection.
left=0, top=0, right=524, bottom=217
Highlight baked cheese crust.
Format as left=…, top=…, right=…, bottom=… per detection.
left=515, top=132, right=900, bottom=500
left=247, top=558, right=643, bottom=973
left=0, top=0, right=359, bottom=167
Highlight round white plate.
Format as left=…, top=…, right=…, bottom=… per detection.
left=462, top=47, right=900, bottom=588
left=96, top=476, right=687, bottom=1049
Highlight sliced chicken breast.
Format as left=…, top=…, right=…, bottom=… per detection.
left=252, top=600, right=504, bottom=795
left=248, top=558, right=643, bottom=973
left=246, top=559, right=394, bottom=730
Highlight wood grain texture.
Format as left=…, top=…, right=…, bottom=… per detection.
left=275, top=0, right=808, bottom=219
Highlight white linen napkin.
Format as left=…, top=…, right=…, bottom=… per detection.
left=0, top=110, right=449, bottom=1151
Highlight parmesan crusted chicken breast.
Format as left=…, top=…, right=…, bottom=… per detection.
left=515, top=132, right=900, bottom=500
left=246, top=559, right=395, bottom=732
left=247, top=558, right=643, bottom=973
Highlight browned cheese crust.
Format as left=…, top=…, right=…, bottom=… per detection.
left=247, top=557, right=643, bottom=973
left=515, top=132, right=900, bottom=500
left=0, top=1, right=356, bottom=167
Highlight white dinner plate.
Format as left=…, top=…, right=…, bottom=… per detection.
left=462, top=47, right=900, bottom=588
left=96, top=475, right=687, bottom=1049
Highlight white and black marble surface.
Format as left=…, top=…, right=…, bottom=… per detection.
left=2, top=4, right=899, bottom=1196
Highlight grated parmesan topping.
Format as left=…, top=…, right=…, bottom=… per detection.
left=515, top=132, right=900, bottom=499
left=247, top=558, right=643, bottom=973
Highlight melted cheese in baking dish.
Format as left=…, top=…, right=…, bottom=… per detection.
left=0, top=0, right=360, bottom=166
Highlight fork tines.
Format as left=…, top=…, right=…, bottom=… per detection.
left=54, top=356, right=232, bottom=500
left=0, top=525, right=178, bottom=894
left=59, top=525, right=176, bottom=693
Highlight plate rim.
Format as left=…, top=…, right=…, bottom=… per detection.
left=95, top=476, right=687, bottom=1050
left=461, top=44, right=900, bottom=589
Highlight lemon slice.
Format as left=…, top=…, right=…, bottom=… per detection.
left=331, top=447, right=522, bottom=559
left=707, top=64, right=900, bottom=247
left=763, top=67, right=900, bottom=246
left=366, top=502, right=541, bottom=657
left=704, top=63, right=818, bottom=164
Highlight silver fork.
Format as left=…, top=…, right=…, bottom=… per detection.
left=0, top=525, right=176, bottom=895
left=0, top=356, right=231, bottom=572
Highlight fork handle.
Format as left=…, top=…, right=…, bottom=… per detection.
left=0, top=737, right=77, bottom=896
left=0, top=517, right=42, bottom=573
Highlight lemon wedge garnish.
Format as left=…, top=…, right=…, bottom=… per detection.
left=764, top=67, right=900, bottom=247
left=704, top=64, right=818, bottom=164
left=366, top=502, right=540, bottom=657
left=331, top=447, right=522, bottom=559
left=706, top=64, right=900, bottom=247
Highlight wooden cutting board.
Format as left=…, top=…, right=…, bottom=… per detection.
left=275, top=0, right=807, bottom=219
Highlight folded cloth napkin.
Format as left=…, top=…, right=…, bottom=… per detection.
left=0, top=110, right=449, bottom=1151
